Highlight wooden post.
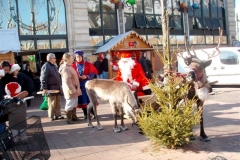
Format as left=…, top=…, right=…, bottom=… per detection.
left=108, top=52, right=113, bottom=79
left=151, top=50, right=155, bottom=77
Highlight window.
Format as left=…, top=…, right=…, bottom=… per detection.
left=145, top=15, right=156, bottom=28
left=155, top=16, right=162, bottom=28
left=173, top=16, right=182, bottom=29
left=212, top=19, right=221, bottom=29
left=51, top=39, right=66, bottom=49
left=196, top=18, right=205, bottom=29
left=204, top=18, right=213, bottom=29
left=220, top=51, right=239, bottom=65
left=188, top=17, right=194, bottom=29
left=125, top=14, right=134, bottom=28
left=37, top=40, right=50, bottom=50
left=169, top=16, right=175, bottom=29
left=134, top=15, right=146, bottom=28
left=1, top=0, right=68, bottom=51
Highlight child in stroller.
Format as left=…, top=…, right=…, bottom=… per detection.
left=0, top=69, right=28, bottom=142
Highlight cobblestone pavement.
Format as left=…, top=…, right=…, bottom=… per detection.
left=27, top=88, right=240, bottom=160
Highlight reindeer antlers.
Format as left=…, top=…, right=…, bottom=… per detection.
left=201, top=28, right=223, bottom=60
left=178, top=27, right=223, bottom=63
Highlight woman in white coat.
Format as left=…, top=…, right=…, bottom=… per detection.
left=59, top=53, right=82, bottom=124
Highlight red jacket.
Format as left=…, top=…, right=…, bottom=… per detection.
left=72, top=61, right=98, bottom=80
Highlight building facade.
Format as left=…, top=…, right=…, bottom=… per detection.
left=0, top=0, right=237, bottom=71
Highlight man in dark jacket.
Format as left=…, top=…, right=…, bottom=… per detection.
left=139, top=52, right=152, bottom=79
left=94, top=57, right=103, bottom=79
left=101, top=54, right=109, bottom=79
left=40, top=53, right=64, bottom=121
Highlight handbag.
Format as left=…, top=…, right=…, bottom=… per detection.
left=40, top=95, right=48, bottom=110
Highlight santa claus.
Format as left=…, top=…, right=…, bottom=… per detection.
left=115, top=52, right=151, bottom=96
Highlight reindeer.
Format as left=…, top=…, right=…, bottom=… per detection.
left=85, top=79, right=139, bottom=133
left=176, top=29, right=222, bottom=142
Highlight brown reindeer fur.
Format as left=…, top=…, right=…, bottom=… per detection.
left=85, top=79, right=139, bottom=132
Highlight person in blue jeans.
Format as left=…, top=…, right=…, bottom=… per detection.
left=101, top=54, right=109, bottom=79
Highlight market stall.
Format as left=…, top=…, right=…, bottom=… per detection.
left=0, top=28, right=40, bottom=73
left=94, top=30, right=156, bottom=79
left=0, top=28, right=20, bottom=64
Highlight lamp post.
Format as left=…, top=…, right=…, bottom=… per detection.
left=180, top=1, right=199, bottom=45
left=117, top=0, right=125, bottom=35
left=110, top=0, right=135, bottom=35
left=181, top=0, right=190, bottom=45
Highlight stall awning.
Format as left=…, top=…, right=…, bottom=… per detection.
left=0, top=28, right=21, bottom=54
left=94, top=30, right=153, bottom=54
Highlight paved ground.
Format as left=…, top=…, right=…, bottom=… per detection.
left=27, top=88, right=240, bottom=160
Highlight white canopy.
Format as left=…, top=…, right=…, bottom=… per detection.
left=0, top=28, right=21, bottom=54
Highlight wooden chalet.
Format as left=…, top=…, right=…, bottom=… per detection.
left=95, top=30, right=156, bottom=79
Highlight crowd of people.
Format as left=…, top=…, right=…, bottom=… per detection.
left=0, top=50, right=153, bottom=133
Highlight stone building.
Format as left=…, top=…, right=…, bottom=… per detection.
left=0, top=0, right=237, bottom=72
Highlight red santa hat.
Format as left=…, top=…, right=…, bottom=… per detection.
left=0, top=69, right=5, bottom=77
left=10, top=64, right=21, bottom=74
left=120, top=52, right=132, bottom=61
left=5, top=82, right=21, bottom=97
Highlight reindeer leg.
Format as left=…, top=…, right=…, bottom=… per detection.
left=198, top=101, right=210, bottom=142
left=94, top=103, right=103, bottom=131
left=113, top=113, right=121, bottom=133
left=111, top=103, right=121, bottom=133
left=120, top=107, right=128, bottom=131
left=87, top=102, right=94, bottom=128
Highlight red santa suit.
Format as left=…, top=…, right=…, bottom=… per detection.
left=115, top=52, right=150, bottom=96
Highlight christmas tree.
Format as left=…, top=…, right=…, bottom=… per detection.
left=136, top=1, right=201, bottom=149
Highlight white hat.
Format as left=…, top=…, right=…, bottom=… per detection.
left=0, top=69, right=5, bottom=77
left=10, top=64, right=21, bottom=74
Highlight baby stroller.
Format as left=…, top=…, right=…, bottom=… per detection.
left=0, top=97, right=50, bottom=160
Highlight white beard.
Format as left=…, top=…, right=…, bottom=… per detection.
left=118, top=59, right=135, bottom=83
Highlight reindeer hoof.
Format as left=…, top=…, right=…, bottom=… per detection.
left=200, top=137, right=211, bottom=142
left=113, top=127, right=121, bottom=133
left=120, top=126, right=128, bottom=131
left=97, top=124, right=103, bottom=130
left=189, top=136, right=196, bottom=141
left=88, top=124, right=94, bottom=128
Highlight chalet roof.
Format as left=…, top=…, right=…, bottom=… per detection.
left=94, top=30, right=153, bottom=54
left=0, top=28, right=21, bottom=54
